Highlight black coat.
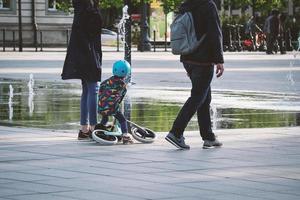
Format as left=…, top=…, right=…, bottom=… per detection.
left=270, top=15, right=279, bottom=36
left=61, top=0, right=102, bottom=82
left=180, top=0, right=224, bottom=64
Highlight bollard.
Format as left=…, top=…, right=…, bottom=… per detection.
left=2, top=29, right=5, bottom=52
left=235, top=24, right=243, bottom=51
left=153, top=30, right=156, bottom=52
left=117, top=31, right=120, bottom=52
left=40, top=31, right=43, bottom=51
left=227, top=24, right=234, bottom=52
left=164, top=32, right=167, bottom=52
left=13, top=31, right=16, bottom=51
left=285, top=28, right=293, bottom=51
left=35, top=32, right=38, bottom=52
left=231, top=24, right=239, bottom=52
left=34, top=28, right=38, bottom=52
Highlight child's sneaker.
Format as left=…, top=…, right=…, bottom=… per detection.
left=95, top=123, right=114, bottom=131
left=117, top=136, right=123, bottom=143
left=122, top=133, right=134, bottom=145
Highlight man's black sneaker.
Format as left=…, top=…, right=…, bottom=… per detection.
left=165, top=132, right=190, bottom=150
left=203, top=139, right=223, bottom=149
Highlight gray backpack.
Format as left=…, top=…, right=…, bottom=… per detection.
left=170, top=12, right=206, bottom=55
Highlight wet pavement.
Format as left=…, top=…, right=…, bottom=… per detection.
left=0, top=51, right=300, bottom=132
left=0, top=50, right=299, bottom=93
left=0, top=78, right=299, bottom=131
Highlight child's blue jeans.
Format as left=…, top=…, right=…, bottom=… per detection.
left=80, top=80, right=99, bottom=126
left=100, top=111, right=128, bottom=134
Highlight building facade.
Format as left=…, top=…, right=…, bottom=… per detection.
left=0, top=0, right=298, bottom=48
left=0, top=0, right=73, bottom=47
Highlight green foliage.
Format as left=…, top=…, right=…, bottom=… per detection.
left=160, top=0, right=182, bottom=14
left=55, top=0, right=155, bottom=10
left=55, top=0, right=128, bottom=11
left=101, top=0, right=124, bottom=8
left=55, top=0, right=72, bottom=13
left=55, top=0, right=292, bottom=15
left=221, top=13, right=250, bottom=26
left=224, top=0, right=249, bottom=8
left=55, top=0, right=184, bottom=13
left=223, top=0, right=287, bottom=16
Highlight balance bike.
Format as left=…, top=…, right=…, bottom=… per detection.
left=92, top=119, right=156, bottom=145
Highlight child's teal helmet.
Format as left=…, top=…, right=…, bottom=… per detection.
left=112, top=60, right=131, bottom=78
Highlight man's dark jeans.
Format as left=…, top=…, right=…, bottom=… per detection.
left=170, top=63, right=215, bottom=141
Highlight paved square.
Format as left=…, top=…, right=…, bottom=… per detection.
left=0, top=126, right=300, bottom=200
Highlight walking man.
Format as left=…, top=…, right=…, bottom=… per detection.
left=165, top=0, right=224, bottom=150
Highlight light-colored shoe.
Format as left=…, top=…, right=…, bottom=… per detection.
left=122, top=134, right=134, bottom=145
left=203, top=139, right=223, bottom=149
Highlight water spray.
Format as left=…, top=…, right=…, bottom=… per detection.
left=8, top=84, right=14, bottom=120
left=28, top=74, right=35, bottom=116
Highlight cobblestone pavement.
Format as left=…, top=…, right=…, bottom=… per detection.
left=1, top=126, right=300, bottom=200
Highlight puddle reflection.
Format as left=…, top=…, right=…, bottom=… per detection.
left=0, top=78, right=299, bottom=132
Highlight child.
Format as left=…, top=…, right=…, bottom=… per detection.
left=97, top=60, right=133, bottom=144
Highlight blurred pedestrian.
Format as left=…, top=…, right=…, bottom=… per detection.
left=264, top=9, right=280, bottom=54
left=278, top=13, right=287, bottom=54
left=165, top=0, right=224, bottom=150
left=61, top=0, right=102, bottom=139
left=245, top=15, right=259, bottom=50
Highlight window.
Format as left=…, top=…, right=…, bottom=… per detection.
left=0, top=0, right=11, bottom=10
left=48, top=0, right=57, bottom=11
left=47, top=0, right=73, bottom=15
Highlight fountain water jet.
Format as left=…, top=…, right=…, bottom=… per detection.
left=8, top=84, right=14, bottom=121
left=28, top=74, right=35, bottom=116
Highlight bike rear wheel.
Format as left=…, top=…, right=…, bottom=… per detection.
left=92, top=130, right=118, bottom=145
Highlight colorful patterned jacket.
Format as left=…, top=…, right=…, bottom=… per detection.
left=98, top=76, right=127, bottom=116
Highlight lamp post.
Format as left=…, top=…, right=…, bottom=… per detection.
left=18, top=0, right=23, bottom=51
left=252, top=0, right=256, bottom=16
left=32, top=0, right=38, bottom=51
left=123, top=0, right=132, bottom=64
left=138, top=0, right=151, bottom=52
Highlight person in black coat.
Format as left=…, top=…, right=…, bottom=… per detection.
left=265, top=9, right=280, bottom=54
left=61, top=0, right=102, bottom=139
left=165, top=0, right=224, bottom=150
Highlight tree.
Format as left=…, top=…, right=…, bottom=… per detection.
left=56, top=0, right=185, bottom=13
left=160, top=0, right=182, bottom=14
left=223, top=0, right=287, bottom=16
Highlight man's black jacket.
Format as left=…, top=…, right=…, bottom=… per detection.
left=179, top=0, right=224, bottom=64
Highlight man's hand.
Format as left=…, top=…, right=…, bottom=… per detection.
left=216, top=63, right=224, bottom=78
